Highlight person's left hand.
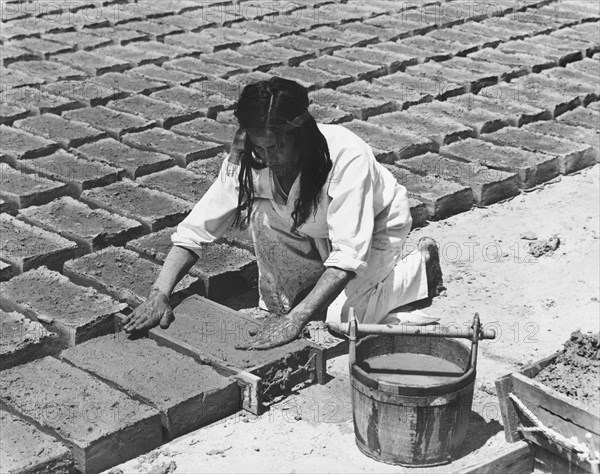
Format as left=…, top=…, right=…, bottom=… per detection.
left=236, top=313, right=307, bottom=350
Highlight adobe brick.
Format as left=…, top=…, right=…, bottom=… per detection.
left=80, top=180, right=191, bottom=232
left=588, top=102, right=600, bottom=113
left=504, top=75, right=582, bottom=117
left=0, top=260, right=15, bottom=281
left=216, top=225, right=255, bottom=254
left=535, top=3, right=595, bottom=24
left=499, top=39, right=579, bottom=67
left=0, top=410, right=74, bottom=473
left=0, top=214, right=78, bottom=274
left=538, top=68, right=599, bottom=105
left=91, top=71, right=168, bottom=95
left=241, top=44, right=314, bottom=68
left=453, top=21, right=515, bottom=42
left=135, top=40, right=190, bottom=60
left=171, top=118, right=237, bottom=149
left=14, top=114, right=106, bottom=149
left=0, top=125, right=59, bottom=162
left=468, top=48, right=555, bottom=76
left=567, top=58, right=600, bottom=78
left=63, top=246, right=200, bottom=307
left=117, top=20, right=183, bottom=41
left=310, top=89, right=395, bottom=121
left=0, top=162, right=70, bottom=210
left=20, top=197, right=145, bottom=252
left=164, top=57, right=239, bottom=79
left=364, top=15, right=434, bottom=38
left=0, top=21, right=34, bottom=41
left=375, top=71, right=465, bottom=102
left=2, top=86, right=82, bottom=116
left=151, top=86, right=232, bottom=119
left=338, top=21, right=402, bottom=42
left=16, top=37, right=76, bottom=59
left=163, top=32, right=223, bottom=54
left=0, top=104, right=28, bottom=126
left=484, top=126, right=597, bottom=173
left=396, top=152, right=520, bottom=205
left=60, top=6, right=112, bottom=29
left=302, top=26, right=377, bottom=47
left=90, top=26, right=149, bottom=45
left=334, top=47, right=417, bottom=74
left=75, top=138, right=173, bottom=179
left=548, top=28, right=600, bottom=56
left=308, top=104, right=353, bottom=124
left=45, top=79, right=127, bottom=107
left=203, top=50, right=281, bottom=73
left=52, top=51, right=129, bottom=76
left=61, top=334, right=239, bottom=439
left=185, top=154, right=226, bottom=180
left=6, top=60, right=86, bottom=81
left=45, top=31, right=113, bottom=51
left=527, top=34, right=594, bottom=58
left=0, top=356, right=162, bottom=474
left=408, top=199, right=428, bottom=229
left=441, top=138, right=560, bottom=189
left=126, top=228, right=257, bottom=301
left=270, top=36, right=343, bottom=55
left=428, top=27, right=500, bottom=52
left=370, top=111, right=473, bottom=147
left=107, top=94, right=198, bottom=129
left=403, top=62, right=490, bottom=96
left=129, top=64, right=198, bottom=86
left=137, top=167, right=214, bottom=203
left=485, top=17, right=553, bottom=38
left=156, top=10, right=214, bottom=32
left=369, top=40, right=447, bottom=63
left=64, top=106, right=155, bottom=140
left=122, top=128, right=223, bottom=167
left=1, top=44, right=38, bottom=64
left=343, top=120, right=436, bottom=162
left=241, top=20, right=304, bottom=39
left=384, top=164, right=473, bottom=220
left=97, top=44, right=169, bottom=68
left=201, top=26, right=270, bottom=46
left=403, top=35, right=474, bottom=60
left=558, top=107, right=600, bottom=130
left=525, top=120, right=599, bottom=163
left=1, top=68, right=45, bottom=90
left=268, top=65, right=351, bottom=90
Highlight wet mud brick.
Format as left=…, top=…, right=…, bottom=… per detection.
left=270, top=36, right=343, bottom=56
left=202, top=50, right=281, bottom=73
left=0, top=104, right=28, bottom=126
left=309, top=89, right=395, bottom=121
left=43, top=79, right=128, bottom=107
left=44, top=30, right=113, bottom=51
left=91, top=71, right=168, bottom=96
left=171, top=118, right=237, bottom=149
left=337, top=80, right=429, bottom=111
left=498, top=39, right=580, bottom=67
left=63, top=247, right=200, bottom=308
left=0, top=162, right=70, bottom=210
left=52, top=50, right=130, bottom=76
left=537, top=68, right=600, bottom=105
left=6, top=60, right=86, bottom=82
left=343, top=120, right=436, bottom=162
left=0, top=125, right=59, bottom=164
left=137, top=167, right=216, bottom=203
left=151, top=85, right=233, bottom=118
left=396, top=152, right=520, bottom=206
left=308, top=104, right=354, bottom=124
left=64, top=106, right=156, bottom=140
left=80, top=180, right=191, bottom=232
left=185, top=154, right=226, bottom=180
left=16, top=37, right=77, bottom=59
left=267, top=65, right=351, bottom=90
left=333, top=47, right=418, bottom=74
left=303, top=55, right=385, bottom=80
left=0, top=260, right=15, bottom=281
left=468, top=48, right=555, bottom=76
left=237, top=44, right=315, bottom=67
left=19, top=149, right=123, bottom=196
left=107, top=95, right=199, bottom=129
left=62, top=335, right=240, bottom=439
left=558, top=107, right=600, bottom=130
left=163, top=57, right=239, bottom=79
left=126, top=228, right=257, bottom=301
left=483, top=127, right=597, bottom=174
left=374, top=71, right=466, bottom=103
left=13, top=114, right=106, bottom=149
left=0, top=214, right=78, bottom=274
left=370, top=111, right=473, bottom=147
left=130, top=64, right=199, bottom=86
left=20, top=197, right=145, bottom=252
left=567, top=58, right=600, bottom=80
left=76, top=138, right=173, bottom=179
left=441, top=138, right=560, bottom=189
left=0, top=267, right=125, bottom=347
left=0, top=357, right=162, bottom=474
left=2, top=85, right=82, bottom=116
left=0, top=409, right=74, bottom=473
left=122, top=128, right=223, bottom=167
left=383, top=164, right=473, bottom=220
left=526, top=120, right=599, bottom=161
left=95, top=44, right=169, bottom=68
left=148, top=296, right=325, bottom=411
left=0, top=309, right=60, bottom=371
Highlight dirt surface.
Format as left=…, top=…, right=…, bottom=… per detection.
left=535, top=331, right=600, bottom=409
left=111, top=165, right=599, bottom=473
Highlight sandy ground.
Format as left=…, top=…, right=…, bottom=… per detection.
left=107, top=164, right=599, bottom=474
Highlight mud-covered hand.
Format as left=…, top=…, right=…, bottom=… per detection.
left=235, top=313, right=308, bottom=350
left=122, top=289, right=174, bottom=333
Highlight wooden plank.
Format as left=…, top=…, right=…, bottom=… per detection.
left=233, top=371, right=263, bottom=415
left=519, top=351, right=560, bottom=379
left=533, top=444, right=591, bottom=474
left=496, top=373, right=521, bottom=442
left=458, top=440, right=533, bottom=474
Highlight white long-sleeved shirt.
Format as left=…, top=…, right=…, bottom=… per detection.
left=172, top=123, right=413, bottom=275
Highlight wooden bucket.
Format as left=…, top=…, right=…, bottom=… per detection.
left=351, top=334, right=477, bottom=466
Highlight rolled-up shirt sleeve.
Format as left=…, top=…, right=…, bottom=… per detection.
left=323, top=153, right=375, bottom=275
left=171, top=156, right=240, bottom=257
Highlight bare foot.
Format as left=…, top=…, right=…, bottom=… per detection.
left=418, top=237, right=445, bottom=298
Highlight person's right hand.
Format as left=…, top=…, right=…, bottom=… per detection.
left=122, top=289, right=174, bottom=334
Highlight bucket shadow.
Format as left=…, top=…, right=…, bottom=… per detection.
left=452, top=411, right=503, bottom=460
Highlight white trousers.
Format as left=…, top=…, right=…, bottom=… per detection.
left=249, top=199, right=428, bottom=324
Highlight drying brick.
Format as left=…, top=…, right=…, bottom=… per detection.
left=20, top=197, right=145, bottom=252
left=118, top=20, right=183, bottom=41
left=64, top=106, right=156, bottom=140
left=107, top=94, right=199, bottom=129
left=268, top=65, right=351, bottom=90
left=0, top=410, right=74, bottom=474
left=91, top=71, right=168, bottom=96
left=308, top=104, right=354, bottom=124
left=2, top=85, right=81, bottom=116
left=375, top=71, right=465, bottom=102
left=0, top=357, right=162, bottom=474
left=428, top=27, right=500, bottom=51
left=164, top=57, right=239, bottom=79
left=538, top=68, right=599, bottom=105
left=137, top=167, right=214, bottom=203
left=75, top=138, right=173, bottom=179
left=97, top=44, right=169, bottom=68
left=238, top=44, right=314, bottom=67
left=80, top=180, right=192, bottom=232
left=370, top=111, right=473, bottom=148
left=53, top=50, right=130, bottom=76
left=483, top=127, right=597, bottom=174
left=309, top=89, right=395, bottom=120
left=334, top=47, right=417, bottom=74
left=343, top=120, right=436, bottom=162
left=217, top=226, right=255, bottom=254
left=303, top=55, right=385, bottom=80
left=0, top=104, right=29, bottom=126
left=202, top=50, right=280, bottom=73
left=441, top=138, right=561, bottom=189
left=468, top=48, right=555, bottom=76
left=151, top=86, right=232, bottom=118
left=403, top=61, right=493, bottom=95
left=20, top=149, right=123, bottom=196
left=122, top=128, right=224, bottom=167
left=127, top=65, right=201, bottom=86
left=90, top=26, right=149, bottom=45
left=0, top=162, right=70, bottom=210
left=44, top=79, right=127, bottom=107
left=171, top=118, right=238, bottom=149
left=0, top=267, right=125, bottom=347
left=0, top=260, right=15, bottom=281
left=6, top=60, right=86, bottom=82
left=1, top=44, right=37, bottom=65
left=185, top=154, right=227, bottom=180
left=338, top=22, right=401, bottom=43
left=384, top=164, right=473, bottom=220
left=271, top=36, right=343, bottom=55
left=401, top=36, right=474, bottom=60
left=14, top=114, right=106, bottom=149
left=126, top=228, right=257, bottom=302
left=1, top=68, right=45, bottom=91
left=62, top=335, right=240, bottom=439
left=63, top=247, right=200, bottom=308
left=17, top=37, right=76, bottom=59
left=303, top=26, right=377, bottom=48
left=557, top=107, right=600, bottom=130
left=567, top=58, right=600, bottom=78
left=396, top=152, right=520, bottom=205
left=0, top=309, right=60, bottom=371
left=134, top=40, right=190, bottom=60
left=45, top=31, right=113, bottom=51
left=499, top=39, right=577, bottom=67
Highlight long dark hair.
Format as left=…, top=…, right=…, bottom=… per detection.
left=233, top=77, right=332, bottom=233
